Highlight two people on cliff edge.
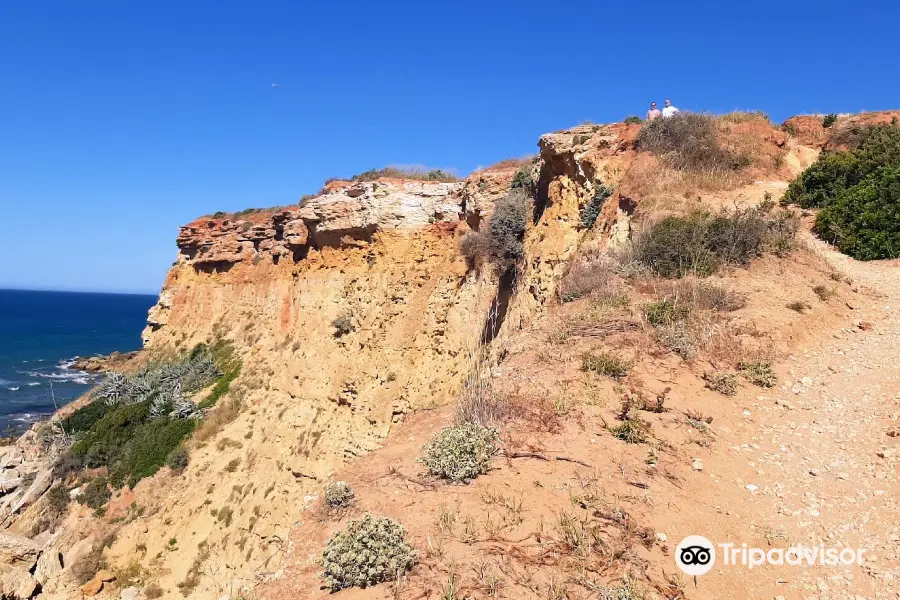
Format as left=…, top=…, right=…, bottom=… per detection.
left=646, top=99, right=679, bottom=121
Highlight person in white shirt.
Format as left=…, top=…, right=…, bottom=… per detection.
left=662, top=99, right=679, bottom=118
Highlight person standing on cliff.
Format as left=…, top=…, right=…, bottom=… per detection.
left=662, top=99, right=680, bottom=118
left=646, top=102, right=661, bottom=121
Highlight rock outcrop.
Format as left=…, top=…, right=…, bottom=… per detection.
left=173, top=179, right=463, bottom=272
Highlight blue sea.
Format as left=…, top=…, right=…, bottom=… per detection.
left=0, top=289, right=157, bottom=434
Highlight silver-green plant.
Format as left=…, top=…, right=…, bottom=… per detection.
left=321, top=513, right=416, bottom=591
left=419, top=423, right=499, bottom=483
left=324, top=481, right=355, bottom=508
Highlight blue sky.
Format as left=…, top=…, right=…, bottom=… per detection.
left=1, top=0, right=896, bottom=294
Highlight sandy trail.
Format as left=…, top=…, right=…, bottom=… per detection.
left=670, top=236, right=900, bottom=600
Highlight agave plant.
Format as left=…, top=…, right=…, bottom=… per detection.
left=94, top=372, right=127, bottom=406
left=93, top=351, right=222, bottom=418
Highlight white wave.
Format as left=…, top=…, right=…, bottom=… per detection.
left=6, top=387, right=19, bottom=392
left=0, top=379, right=10, bottom=386
left=26, top=382, right=40, bottom=387
left=72, top=377, right=90, bottom=385
left=13, top=414, right=35, bottom=423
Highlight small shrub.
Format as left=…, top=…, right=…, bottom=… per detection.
left=76, top=477, right=111, bottom=514
left=574, top=134, right=591, bottom=145
left=608, top=417, right=649, bottom=444
left=579, top=185, right=613, bottom=229
left=581, top=351, right=631, bottom=379
left=458, top=189, right=530, bottom=273
left=704, top=371, right=738, bottom=396
left=324, top=481, right=355, bottom=508
left=636, top=113, right=748, bottom=172
left=739, top=361, right=777, bottom=388
left=72, top=546, right=108, bottom=585
left=558, top=257, right=625, bottom=304
left=628, top=205, right=796, bottom=277
left=624, top=116, right=643, bottom=125
left=673, top=280, right=746, bottom=312
left=46, top=484, right=70, bottom=515
left=655, top=321, right=697, bottom=360
left=510, top=168, right=533, bottom=191
left=144, top=583, right=164, bottom=599
left=321, top=513, right=417, bottom=591
left=455, top=384, right=509, bottom=428
left=166, top=445, right=190, bottom=472
left=419, top=423, right=499, bottom=483
left=61, top=400, right=112, bottom=434
left=486, top=189, right=530, bottom=271
left=786, top=300, right=810, bottom=313
left=225, top=458, right=241, bottom=473
left=332, top=313, right=353, bottom=337
left=211, top=211, right=228, bottom=219
left=643, top=299, right=690, bottom=326
left=823, top=113, right=838, bottom=128
left=812, top=284, right=835, bottom=301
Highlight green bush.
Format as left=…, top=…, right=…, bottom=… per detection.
left=419, top=423, right=499, bottom=483
left=813, top=166, right=900, bottom=259
left=77, top=477, right=111, bottom=514
left=487, top=189, right=529, bottom=269
left=69, top=398, right=197, bottom=489
left=624, top=116, right=643, bottom=125
left=629, top=205, right=796, bottom=277
left=510, top=168, right=533, bottom=191
left=580, top=185, right=613, bottom=229
left=782, top=151, right=862, bottom=209
left=823, top=113, right=838, bottom=128
left=461, top=189, right=531, bottom=272
left=581, top=351, right=631, bottom=379
left=636, top=113, right=748, bottom=172
left=643, top=299, right=690, bottom=326
left=324, top=481, right=355, bottom=508
left=783, top=123, right=900, bottom=210
left=321, top=514, right=417, bottom=591
left=62, top=400, right=113, bottom=434
left=739, top=360, right=777, bottom=388
left=166, top=445, right=190, bottom=472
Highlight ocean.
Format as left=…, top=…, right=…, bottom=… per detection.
left=0, top=289, right=158, bottom=433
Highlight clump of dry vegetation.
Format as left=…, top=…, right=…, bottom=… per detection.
left=739, top=360, right=777, bottom=387
left=703, top=371, right=738, bottom=396
left=558, top=255, right=628, bottom=305
left=637, top=113, right=749, bottom=173
left=625, top=204, right=798, bottom=278
left=581, top=351, right=631, bottom=380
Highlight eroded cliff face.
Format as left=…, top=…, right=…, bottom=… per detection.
left=127, top=179, right=507, bottom=596
left=19, top=124, right=646, bottom=599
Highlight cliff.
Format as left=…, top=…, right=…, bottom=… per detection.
left=6, top=110, right=899, bottom=600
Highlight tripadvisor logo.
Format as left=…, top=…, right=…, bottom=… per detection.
left=675, top=535, right=716, bottom=576
left=675, top=535, right=867, bottom=575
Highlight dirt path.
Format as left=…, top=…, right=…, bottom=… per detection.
left=670, top=236, right=900, bottom=600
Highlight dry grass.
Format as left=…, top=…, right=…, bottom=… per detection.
left=194, top=395, right=243, bottom=444
left=581, top=351, right=631, bottom=379
left=558, top=256, right=628, bottom=305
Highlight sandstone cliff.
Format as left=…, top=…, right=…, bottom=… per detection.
left=7, top=111, right=894, bottom=600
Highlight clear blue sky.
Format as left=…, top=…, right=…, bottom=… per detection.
left=1, top=0, right=896, bottom=294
